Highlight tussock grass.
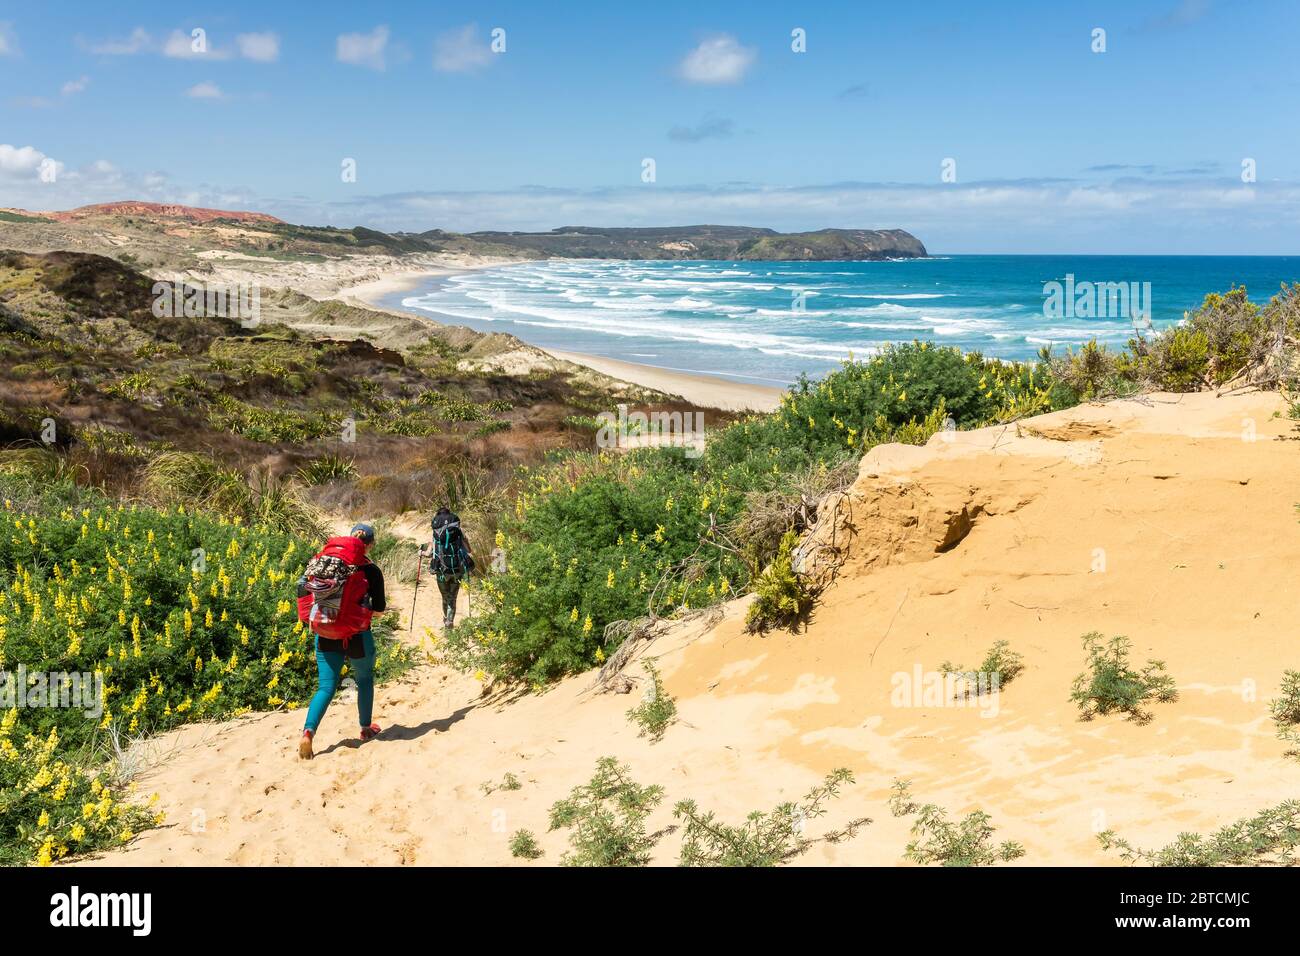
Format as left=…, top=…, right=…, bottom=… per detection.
left=143, top=451, right=326, bottom=539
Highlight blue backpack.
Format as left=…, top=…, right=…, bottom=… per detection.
left=430, top=511, right=474, bottom=579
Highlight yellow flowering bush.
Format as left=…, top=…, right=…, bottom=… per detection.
left=767, top=342, right=1063, bottom=457
left=0, top=484, right=413, bottom=863
left=0, top=712, right=155, bottom=866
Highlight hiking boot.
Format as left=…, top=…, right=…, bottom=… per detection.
left=298, top=730, right=314, bottom=760
left=444, top=615, right=455, bottom=632
left=360, top=723, right=381, bottom=742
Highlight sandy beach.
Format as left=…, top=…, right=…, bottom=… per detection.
left=542, top=349, right=782, bottom=413
left=338, top=266, right=784, bottom=413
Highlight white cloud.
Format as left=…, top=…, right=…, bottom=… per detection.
left=82, top=27, right=272, bottom=62
left=433, top=24, right=491, bottom=73
left=236, top=32, right=279, bottom=63
left=0, top=143, right=63, bottom=184
left=185, top=82, right=224, bottom=99
left=0, top=150, right=192, bottom=211
left=84, top=27, right=152, bottom=55
left=0, top=22, right=17, bottom=57
left=678, top=35, right=756, bottom=85
left=337, top=25, right=389, bottom=70
left=0, top=143, right=49, bottom=178
left=10, top=76, right=90, bottom=110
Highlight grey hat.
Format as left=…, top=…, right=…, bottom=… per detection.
left=350, top=522, right=376, bottom=544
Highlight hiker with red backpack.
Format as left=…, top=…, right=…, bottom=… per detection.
left=420, top=507, right=476, bottom=632
left=295, top=523, right=386, bottom=760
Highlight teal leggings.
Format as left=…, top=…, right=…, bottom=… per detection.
left=304, top=631, right=375, bottom=733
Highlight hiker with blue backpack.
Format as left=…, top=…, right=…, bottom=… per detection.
left=421, top=507, right=476, bottom=632
left=294, top=522, right=386, bottom=760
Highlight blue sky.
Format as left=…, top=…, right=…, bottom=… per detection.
left=0, top=0, right=1297, bottom=252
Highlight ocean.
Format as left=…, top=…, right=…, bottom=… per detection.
left=387, top=255, right=1300, bottom=388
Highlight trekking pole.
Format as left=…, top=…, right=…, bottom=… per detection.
left=409, top=549, right=422, bottom=633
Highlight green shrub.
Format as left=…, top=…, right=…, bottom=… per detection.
left=674, top=768, right=864, bottom=866
left=509, top=829, right=544, bottom=860
left=745, top=530, right=813, bottom=633
left=1048, top=339, right=1123, bottom=400
left=481, top=772, right=523, bottom=795
left=889, top=780, right=1025, bottom=866
left=771, top=342, right=1057, bottom=457
left=548, top=757, right=664, bottom=866
left=1122, top=325, right=1210, bottom=391
left=626, top=660, right=677, bottom=742
left=940, top=640, right=1025, bottom=696
left=1181, top=286, right=1273, bottom=385
left=446, top=451, right=748, bottom=684
left=1099, top=801, right=1300, bottom=866
left=1270, top=670, right=1300, bottom=754
left=888, top=779, right=919, bottom=817
left=1121, top=284, right=1299, bottom=391
left=1069, top=632, right=1177, bottom=723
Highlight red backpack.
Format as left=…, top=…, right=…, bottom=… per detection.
left=296, top=536, right=373, bottom=641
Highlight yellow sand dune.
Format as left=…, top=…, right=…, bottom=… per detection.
left=82, top=391, right=1300, bottom=866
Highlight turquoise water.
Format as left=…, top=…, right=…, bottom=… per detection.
left=388, top=256, right=1300, bottom=387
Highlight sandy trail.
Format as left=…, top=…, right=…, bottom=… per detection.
left=80, top=391, right=1300, bottom=866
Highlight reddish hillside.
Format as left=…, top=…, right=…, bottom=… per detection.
left=38, top=201, right=282, bottom=224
